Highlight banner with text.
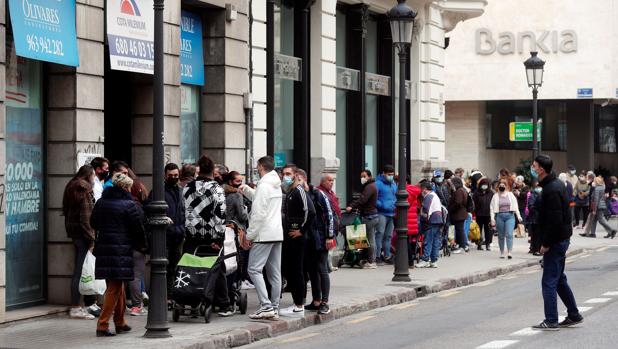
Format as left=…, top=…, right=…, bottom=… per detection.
left=8, top=0, right=79, bottom=66
left=180, top=11, right=204, bottom=85
left=107, top=0, right=154, bottom=74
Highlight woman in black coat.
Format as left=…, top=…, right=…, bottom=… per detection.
left=91, top=173, right=146, bottom=337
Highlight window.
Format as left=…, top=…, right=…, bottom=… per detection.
left=365, top=18, right=378, bottom=174
left=595, top=105, right=617, bottom=153
left=180, top=85, right=200, bottom=164
left=335, top=9, right=348, bottom=203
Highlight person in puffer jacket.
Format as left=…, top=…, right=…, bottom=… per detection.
left=375, top=165, right=397, bottom=264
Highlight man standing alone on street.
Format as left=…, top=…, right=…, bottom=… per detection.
left=531, top=154, right=583, bottom=330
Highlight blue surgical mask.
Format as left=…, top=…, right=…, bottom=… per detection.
left=386, top=175, right=394, bottom=182
left=530, top=166, right=538, bottom=178
left=282, top=175, right=294, bottom=187
left=534, top=187, right=542, bottom=193
left=435, top=177, right=444, bottom=184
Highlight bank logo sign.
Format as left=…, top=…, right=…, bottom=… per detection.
left=180, top=11, right=204, bottom=86
left=476, top=29, right=577, bottom=55
left=107, top=0, right=154, bottom=74
left=8, top=0, right=79, bottom=66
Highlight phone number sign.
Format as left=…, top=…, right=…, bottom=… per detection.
left=8, top=0, right=79, bottom=66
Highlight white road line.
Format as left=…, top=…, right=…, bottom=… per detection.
left=579, top=254, right=591, bottom=259
left=477, top=340, right=519, bottom=349
left=585, top=298, right=611, bottom=304
left=602, top=291, right=618, bottom=296
left=577, top=306, right=593, bottom=313
left=510, top=328, right=541, bottom=336
left=596, top=246, right=609, bottom=252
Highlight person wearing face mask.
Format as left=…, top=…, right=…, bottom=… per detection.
left=566, top=165, right=578, bottom=188
left=346, top=170, right=379, bottom=269
left=473, top=178, right=494, bottom=251
left=490, top=179, right=522, bottom=259
left=223, top=171, right=249, bottom=229
left=416, top=181, right=445, bottom=268
left=606, top=176, right=617, bottom=195
left=573, top=172, right=591, bottom=228
left=375, top=165, right=398, bottom=265
left=91, top=157, right=110, bottom=202
left=431, top=170, right=450, bottom=206
left=526, top=179, right=543, bottom=256
left=448, top=176, right=470, bottom=253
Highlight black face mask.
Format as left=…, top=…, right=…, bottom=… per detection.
left=165, top=178, right=179, bottom=187
left=231, top=183, right=242, bottom=188
left=98, top=170, right=109, bottom=180
left=499, top=186, right=506, bottom=192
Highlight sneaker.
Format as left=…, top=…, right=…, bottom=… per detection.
left=218, top=307, right=235, bottom=317
left=416, top=260, right=430, bottom=268
left=452, top=248, right=463, bottom=254
left=280, top=305, right=305, bottom=318
left=507, top=254, right=513, bottom=260
left=559, top=315, right=583, bottom=327
left=362, top=262, right=378, bottom=269
left=241, top=280, right=256, bottom=290
left=318, top=303, right=331, bottom=315
left=86, top=304, right=101, bottom=317
left=384, top=257, right=394, bottom=265
left=249, top=307, right=275, bottom=319
left=532, top=320, right=560, bottom=331
left=304, top=303, right=320, bottom=311
left=70, top=307, right=95, bottom=320
left=429, top=262, right=438, bottom=268
left=464, top=246, right=470, bottom=253
left=130, top=306, right=148, bottom=316
left=272, top=308, right=280, bottom=320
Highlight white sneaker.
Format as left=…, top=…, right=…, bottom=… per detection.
left=249, top=307, right=275, bottom=319
left=279, top=305, right=305, bottom=318
left=416, top=260, right=430, bottom=268
left=362, top=262, right=378, bottom=269
left=429, top=262, right=438, bottom=268
left=142, top=292, right=149, bottom=301
left=70, top=307, right=95, bottom=320
left=241, top=280, right=255, bottom=290
left=452, top=248, right=463, bottom=254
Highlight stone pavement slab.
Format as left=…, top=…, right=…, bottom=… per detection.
left=0, top=231, right=611, bottom=349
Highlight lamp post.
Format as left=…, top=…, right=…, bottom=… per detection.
left=523, top=51, right=545, bottom=159
left=145, top=0, right=171, bottom=338
left=387, top=0, right=416, bottom=282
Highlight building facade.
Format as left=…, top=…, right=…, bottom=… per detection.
left=444, top=0, right=618, bottom=178
left=0, top=0, right=486, bottom=322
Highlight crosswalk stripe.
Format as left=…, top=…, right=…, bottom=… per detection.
left=477, top=340, right=519, bottom=349
left=602, top=291, right=618, bottom=296
left=585, top=298, right=611, bottom=304
left=510, top=328, right=541, bottom=336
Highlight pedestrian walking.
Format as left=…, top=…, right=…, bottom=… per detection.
left=242, top=156, right=284, bottom=320
left=573, top=172, right=591, bottom=228
left=473, top=178, right=493, bottom=251
left=63, top=165, right=100, bottom=319
left=448, top=177, right=469, bottom=253
left=416, top=182, right=444, bottom=268
left=91, top=173, right=147, bottom=337
left=526, top=179, right=542, bottom=256
left=375, top=165, right=397, bottom=265
left=581, top=176, right=617, bottom=238
left=346, top=169, right=379, bottom=269
left=490, top=178, right=522, bottom=259
left=531, top=154, right=583, bottom=330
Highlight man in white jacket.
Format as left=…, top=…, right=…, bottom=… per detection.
left=241, top=156, right=284, bottom=319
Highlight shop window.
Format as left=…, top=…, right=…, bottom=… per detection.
left=365, top=18, right=378, bottom=174
left=335, top=8, right=348, bottom=203
left=180, top=85, right=200, bottom=164
left=595, top=106, right=618, bottom=153
left=486, top=100, right=567, bottom=151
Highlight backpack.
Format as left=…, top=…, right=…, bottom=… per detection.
left=466, top=191, right=475, bottom=213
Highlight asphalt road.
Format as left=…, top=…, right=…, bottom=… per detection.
left=245, top=244, right=618, bottom=349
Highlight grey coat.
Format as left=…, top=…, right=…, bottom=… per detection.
left=592, top=185, right=607, bottom=211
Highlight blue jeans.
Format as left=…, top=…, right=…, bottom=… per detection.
left=495, top=212, right=515, bottom=253
left=422, top=224, right=442, bottom=263
left=463, top=213, right=472, bottom=247
left=376, top=214, right=395, bottom=260
left=542, top=239, right=579, bottom=324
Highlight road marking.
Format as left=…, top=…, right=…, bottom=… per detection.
left=438, top=291, right=460, bottom=298
left=510, top=328, right=541, bottom=336
left=346, top=315, right=375, bottom=324
left=596, top=246, right=609, bottom=252
left=502, top=275, right=518, bottom=280
left=477, top=340, right=519, bottom=349
left=585, top=298, right=611, bottom=304
left=474, top=280, right=496, bottom=287
left=566, top=259, right=575, bottom=264
left=523, top=269, right=540, bottom=274
left=394, top=302, right=419, bottom=310
left=579, top=254, right=591, bottom=259
left=603, top=291, right=618, bottom=296
left=278, top=333, right=319, bottom=344
left=578, top=306, right=593, bottom=313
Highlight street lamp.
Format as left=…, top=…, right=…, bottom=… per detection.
left=387, top=0, right=416, bottom=282
left=145, top=0, right=171, bottom=338
left=523, top=51, right=545, bottom=159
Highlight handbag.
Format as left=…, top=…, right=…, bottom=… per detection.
left=79, top=251, right=107, bottom=296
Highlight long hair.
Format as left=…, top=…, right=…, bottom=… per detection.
left=127, top=168, right=149, bottom=204
left=62, top=165, right=94, bottom=216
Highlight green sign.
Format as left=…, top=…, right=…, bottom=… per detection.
left=509, top=121, right=542, bottom=142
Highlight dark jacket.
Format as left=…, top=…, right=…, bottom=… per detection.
left=146, top=183, right=186, bottom=246
left=308, top=186, right=335, bottom=250
left=375, top=174, right=397, bottom=217
left=526, top=190, right=541, bottom=225
left=283, top=184, right=316, bottom=240
left=63, top=179, right=96, bottom=241
left=223, top=184, right=249, bottom=229
left=433, top=181, right=450, bottom=206
left=538, top=173, right=572, bottom=247
left=349, top=179, right=378, bottom=216
left=514, top=185, right=529, bottom=213
left=91, top=186, right=147, bottom=281
left=473, top=188, right=493, bottom=217
left=448, top=178, right=468, bottom=222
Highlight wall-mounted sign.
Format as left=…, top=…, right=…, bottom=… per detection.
left=107, top=0, right=154, bottom=74
left=509, top=121, right=542, bottom=142
left=8, top=0, right=79, bottom=66
left=577, top=88, right=593, bottom=99
left=336, top=66, right=360, bottom=91
left=275, top=54, right=302, bottom=81
left=180, top=11, right=204, bottom=86
left=366, top=73, right=390, bottom=96
left=476, top=28, right=578, bottom=55
left=274, top=152, right=287, bottom=168
left=76, top=153, right=101, bottom=172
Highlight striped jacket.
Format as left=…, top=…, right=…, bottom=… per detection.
left=183, top=177, right=226, bottom=240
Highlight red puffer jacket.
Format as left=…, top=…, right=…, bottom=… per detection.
left=407, top=184, right=421, bottom=236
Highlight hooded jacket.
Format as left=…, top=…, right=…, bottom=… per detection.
left=448, top=177, right=469, bottom=222
left=538, top=172, right=572, bottom=247
left=473, top=179, right=493, bottom=217
left=406, top=184, right=421, bottom=236
left=223, top=184, right=249, bottom=229
left=375, top=174, right=397, bottom=217
left=244, top=170, right=284, bottom=242
left=183, top=177, right=226, bottom=241
left=349, top=179, right=378, bottom=216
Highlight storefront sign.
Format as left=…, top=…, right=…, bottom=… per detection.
left=8, top=0, right=79, bottom=66
left=180, top=11, right=204, bottom=86
left=366, top=73, right=390, bottom=96
left=274, top=152, right=287, bottom=168
left=577, top=88, right=593, bottom=98
left=336, top=66, right=360, bottom=91
left=476, top=28, right=578, bottom=55
left=509, top=121, right=542, bottom=142
left=275, top=54, right=302, bottom=81
left=107, top=0, right=154, bottom=74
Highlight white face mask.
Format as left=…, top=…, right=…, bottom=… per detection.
left=570, top=170, right=576, bottom=175
left=361, top=177, right=368, bottom=185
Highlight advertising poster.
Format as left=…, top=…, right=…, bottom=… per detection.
left=8, top=0, right=79, bottom=66
left=180, top=11, right=205, bottom=86
left=107, top=0, right=154, bottom=74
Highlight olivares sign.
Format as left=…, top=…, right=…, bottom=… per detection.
left=475, top=28, right=578, bottom=55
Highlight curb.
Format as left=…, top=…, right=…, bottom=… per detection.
left=182, top=247, right=584, bottom=349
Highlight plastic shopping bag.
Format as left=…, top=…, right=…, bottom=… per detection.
left=79, top=251, right=107, bottom=295
left=346, top=223, right=369, bottom=249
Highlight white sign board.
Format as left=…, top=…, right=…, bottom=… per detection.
left=77, top=153, right=101, bottom=172
left=106, top=0, right=154, bottom=74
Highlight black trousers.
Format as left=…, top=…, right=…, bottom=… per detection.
left=574, top=206, right=589, bottom=227
left=305, top=245, right=330, bottom=303
left=476, top=216, right=492, bottom=246
left=71, top=238, right=97, bottom=307
left=282, top=237, right=306, bottom=306
left=529, top=224, right=542, bottom=253
left=453, top=220, right=466, bottom=248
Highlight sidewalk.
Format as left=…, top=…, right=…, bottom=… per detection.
left=0, top=231, right=612, bottom=349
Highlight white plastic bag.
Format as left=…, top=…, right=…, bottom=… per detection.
left=79, top=251, right=107, bottom=295
left=223, top=226, right=238, bottom=276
